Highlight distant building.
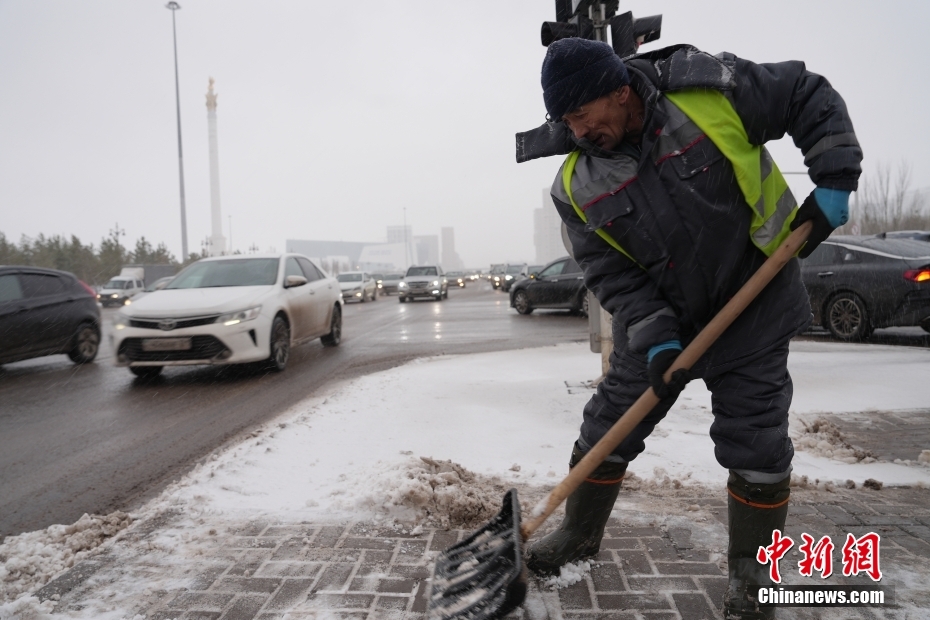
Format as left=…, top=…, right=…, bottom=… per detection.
left=285, top=239, right=370, bottom=263
left=414, top=235, right=439, bottom=265
left=534, top=188, right=565, bottom=264
left=357, top=243, right=415, bottom=273
left=387, top=225, right=412, bottom=244
left=441, top=227, right=464, bottom=270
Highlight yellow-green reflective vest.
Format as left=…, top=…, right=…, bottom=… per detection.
left=562, top=89, right=798, bottom=267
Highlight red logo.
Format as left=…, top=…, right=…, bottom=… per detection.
left=757, top=529, right=795, bottom=583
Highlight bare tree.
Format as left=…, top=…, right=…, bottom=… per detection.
left=838, top=162, right=929, bottom=235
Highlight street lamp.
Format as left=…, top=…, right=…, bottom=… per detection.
left=166, top=1, right=189, bottom=262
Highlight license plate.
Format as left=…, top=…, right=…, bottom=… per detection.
left=142, top=337, right=192, bottom=352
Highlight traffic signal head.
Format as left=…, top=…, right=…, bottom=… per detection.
left=609, top=11, right=662, bottom=57
left=541, top=1, right=661, bottom=56
left=541, top=15, right=594, bottom=46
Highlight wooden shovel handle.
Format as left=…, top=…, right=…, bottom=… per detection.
left=521, top=221, right=812, bottom=539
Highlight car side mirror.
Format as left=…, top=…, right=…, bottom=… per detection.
left=284, top=275, right=308, bottom=288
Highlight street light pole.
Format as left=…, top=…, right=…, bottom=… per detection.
left=166, top=1, right=189, bottom=262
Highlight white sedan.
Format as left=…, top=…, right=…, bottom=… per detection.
left=337, top=271, right=377, bottom=302
left=111, top=254, right=342, bottom=378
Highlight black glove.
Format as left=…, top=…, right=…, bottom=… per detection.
left=790, top=189, right=849, bottom=259
left=647, top=347, right=690, bottom=400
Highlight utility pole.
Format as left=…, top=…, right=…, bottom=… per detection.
left=166, top=1, right=189, bottom=262
left=403, top=207, right=409, bottom=270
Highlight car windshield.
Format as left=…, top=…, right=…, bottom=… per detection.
left=166, top=258, right=279, bottom=289
left=384, top=273, right=403, bottom=280
left=103, top=279, right=130, bottom=289
left=337, top=274, right=362, bottom=282
left=506, top=265, right=524, bottom=274
left=406, top=267, right=437, bottom=276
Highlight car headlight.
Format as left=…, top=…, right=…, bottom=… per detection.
left=398, top=282, right=407, bottom=288
left=113, top=312, right=130, bottom=330
left=432, top=280, right=439, bottom=286
left=216, top=306, right=262, bottom=326
left=111, top=293, right=119, bottom=298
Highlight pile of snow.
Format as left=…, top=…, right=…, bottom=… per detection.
left=543, top=560, right=592, bottom=589
left=0, top=596, right=55, bottom=620
left=0, top=512, right=132, bottom=603
left=793, top=417, right=875, bottom=463
left=355, top=456, right=510, bottom=529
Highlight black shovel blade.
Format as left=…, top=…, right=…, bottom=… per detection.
left=428, top=489, right=527, bottom=620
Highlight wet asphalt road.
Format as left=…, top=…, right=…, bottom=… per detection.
left=0, top=283, right=588, bottom=540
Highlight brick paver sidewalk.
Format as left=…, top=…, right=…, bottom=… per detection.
left=34, top=484, right=929, bottom=620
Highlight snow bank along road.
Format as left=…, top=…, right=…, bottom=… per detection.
left=0, top=283, right=587, bottom=539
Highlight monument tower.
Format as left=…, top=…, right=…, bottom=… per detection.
left=205, top=77, right=227, bottom=256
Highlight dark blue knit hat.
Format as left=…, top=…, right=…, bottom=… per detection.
left=541, top=38, right=630, bottom=121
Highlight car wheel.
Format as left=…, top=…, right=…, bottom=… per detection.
left=399, top=296, right=407, bottom=303
left=130, top=366, right=163, bottom=379
left=266, top=315, right=290, bottom=371
left=371, top=289, right=377, bottom=302
left=825, top=292, right=871, bottom=341
left=321, top=305, right=342, bottom=347
left=443, top=288, right=448, bottom=299
left=513, top=291, right=533, bottom=315
left=580, top=292, right=590, bottom=318
left=68, top=322, right=100, bottom=364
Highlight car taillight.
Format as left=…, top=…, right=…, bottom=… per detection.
left=78, top=280, right=97, bottom=296
left=904, top=269, right=930, bottom=283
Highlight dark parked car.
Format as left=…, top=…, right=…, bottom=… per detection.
left=800, top=235, right=930, bottom=340
left=0, top=266, right=101, bottom=366
left=509, top=256, right=588, bottom=316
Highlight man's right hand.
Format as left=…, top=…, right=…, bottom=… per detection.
left=647, top=341, right=690, bottom=399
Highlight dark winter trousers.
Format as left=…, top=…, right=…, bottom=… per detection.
left=577, top=335, right=794, bottom=478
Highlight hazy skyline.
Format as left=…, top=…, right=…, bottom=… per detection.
left=2, top=1, right=928, bottom=267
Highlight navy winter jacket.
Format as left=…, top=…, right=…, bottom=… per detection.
left=517, top=45, right=862, bottom=367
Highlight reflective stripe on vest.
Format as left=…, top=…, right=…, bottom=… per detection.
left=561, top=150, right=642, bottom=268
left=664, top=89, right=798, bottom=256
left=562, top=89, right=798, bottom=263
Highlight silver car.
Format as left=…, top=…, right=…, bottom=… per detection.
left=398, top=266, right=448, bottom=302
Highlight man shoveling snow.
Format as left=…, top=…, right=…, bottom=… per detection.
left=518, top=39, right=861, bottom=620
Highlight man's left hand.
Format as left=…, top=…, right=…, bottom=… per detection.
left=791, top=188, right=850, bottom=258
left=647, top=341, right=690, bottom=400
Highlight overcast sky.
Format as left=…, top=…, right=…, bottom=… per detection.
left=2, top=1, right=928, bottom=267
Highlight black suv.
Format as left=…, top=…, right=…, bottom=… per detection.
left=0, top=266, right=101, bottom=366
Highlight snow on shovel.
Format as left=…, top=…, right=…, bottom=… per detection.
left=427, top=222, right=813, bottom=620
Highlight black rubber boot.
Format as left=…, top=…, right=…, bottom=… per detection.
left=525, top=443, right=627, bottom=576
left=723, top=470, right=790, bottom=620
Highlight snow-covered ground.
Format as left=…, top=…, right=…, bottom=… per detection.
left=3, top=339, right=929, bottom=616
left=155, top=339, right=930, bottom=523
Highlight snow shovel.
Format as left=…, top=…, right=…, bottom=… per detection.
left=427, top=222, right=813, bottom=620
